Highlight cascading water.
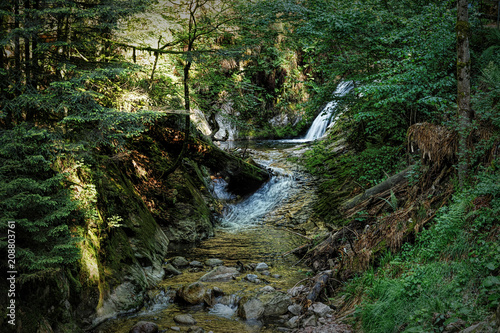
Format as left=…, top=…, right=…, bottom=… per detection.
left=212, top=156, right=296, bottom=230
left=302, top=81, right=354, bottom=141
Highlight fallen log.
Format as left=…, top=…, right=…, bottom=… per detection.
left=341, top=166, right=412, bottom=211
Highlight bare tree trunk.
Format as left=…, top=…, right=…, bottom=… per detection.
left=457, top=0, right=471, bottom=186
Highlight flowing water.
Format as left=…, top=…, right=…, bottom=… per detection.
left=93, top=84, right=349, bottom=333
left=94, top=143, right=317, bottom=333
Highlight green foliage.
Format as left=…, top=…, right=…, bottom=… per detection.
left=0, top=125, right=81, bottom=277
left=342, top=165, right=500, bottom=332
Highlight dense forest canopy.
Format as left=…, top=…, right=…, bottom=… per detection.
left=0, top=0, right=499, bottom=332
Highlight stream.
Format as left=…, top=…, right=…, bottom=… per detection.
left=94, top=141, right=322, bottom=333
left=93, top=83, right=353, bottom=333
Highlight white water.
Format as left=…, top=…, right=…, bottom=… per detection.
left=302, top=81, right=354, bottom=141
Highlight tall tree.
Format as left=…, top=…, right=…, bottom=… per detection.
left=457, top=0, right=471, bottom=185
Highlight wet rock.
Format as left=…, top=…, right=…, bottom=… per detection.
left=245, top=274, right=259, bottom=283
left=171, top=256, right=189, bottom=268
left=238, top=297, right=265, bottom=320
left=288, top=304, right=302, bottom=316
left=310, top=302, right=333, bottom=318
left=190, top=261, right=204, bottom=268
left=170, top=327, right=180, bottom=331
left=255, top=262, right=269, bottom=271
left=187, top=326, right=204, bottom=333
left=129, top=321, right=159, bottom=333
left=177, top=282, right=213, bottom=305
left=205, top=258, right=224, bottom=267
left=260, top=270, right=271, bottom=276
left=173, top=314, right=196, bottom=325
left=272, top=274, right=282, bottom=279
left=162, top=263, right=182, bottom=276
left=200, top=266, right=239, bottom=282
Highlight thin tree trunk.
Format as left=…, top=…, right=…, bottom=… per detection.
left=457, top=0, right=471, bottom=186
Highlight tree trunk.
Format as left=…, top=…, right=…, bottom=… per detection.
left=457, top=0, right=471, bottom=186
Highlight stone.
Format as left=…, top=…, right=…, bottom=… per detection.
left=302, top=315, right=317, bottom=327
left=213, top=287, right=224, bottom=297
left=129, top=321, right=159, bottom=333
left=288, top=304, right=302, bottom=316
left=260, top=286, right=275, bottom=293
left=245, top=274, right=259, bottom=283
left=162, top=263, right=182, bottom=276
left=238, top=297, right=265, bottom=320
left=199, top=266, right=239, bottom=282
left=177, top=282, right=209, bottom=305
left=287, top=316, right=300, bottom=329
left=170, top=327, right=180, bottom=331
left=259, top=292, right=292, bottom=317
left=205, top=258, right=224, bottom=267
left=173, top=314, right=196, bottom=325
left=288, top=285, right=306, bottom=297
left=187, top=326, right=204, bottom=333
left=255, top=262, right=269, bottom=271
left=190, top=261, right=204, bottom=268
left=272, top=274, right=282, bottom=279
left=260, top=270, right=271, bottom=276
left=171, top=257, right=189, bottom=268
left=310, top=302, right=333, bottom=318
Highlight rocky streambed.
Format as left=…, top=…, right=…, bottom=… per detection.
left=92, top=142, right=349, bottom=333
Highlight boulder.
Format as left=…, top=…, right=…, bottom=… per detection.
left=288, top=304, right=302, bottom=316
left=199, top=266, right=239, bottom=282
left=129, top=321, right=159, bottom=333
left=259, top=292, right=292, bottom=317
left=173, top=314, right=196, bottom=325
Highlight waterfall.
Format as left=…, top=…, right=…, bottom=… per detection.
left=303, top=81, right=354, bottom=141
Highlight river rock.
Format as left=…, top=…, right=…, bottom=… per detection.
left=177, top=282, right=213, bottom=305
left=287, top=316, right=300, bottom=329
left=255, top=262, right=269, bottom=271
left=173, top=314, right=196, bottom=325
left=170, top=327, right=180, bottom=331
left=303, top=315, right=317, bottom=327
left=205, top=258, right=224, bottom=267
left=261, top=286, right=275, bottom=293
left=171, top=256, right=189, bottom=268
left=288, top=304, right=302, bottom=316
left=199, top=266, right=239, bottom=282
left=213, top=287, right=224, bottom=297
left=245, top=274, right=259, bottom=283
left=162, top=263, right=182, bottom=275
left=190, top=261, right=204, bottom=268
left=259, top=292, right=292, bottom=317
left=238, top=297, right=265, bottom=320
left=272, top=274, right=282, bottom=279
left=310, top=302, right=333, bottom=317
left=187, top=326, right=204, bottom=333
left=129, top=321, right=159, bottom=333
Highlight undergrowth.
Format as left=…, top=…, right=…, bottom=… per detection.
left=342, top=164, right=500, bottom=333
